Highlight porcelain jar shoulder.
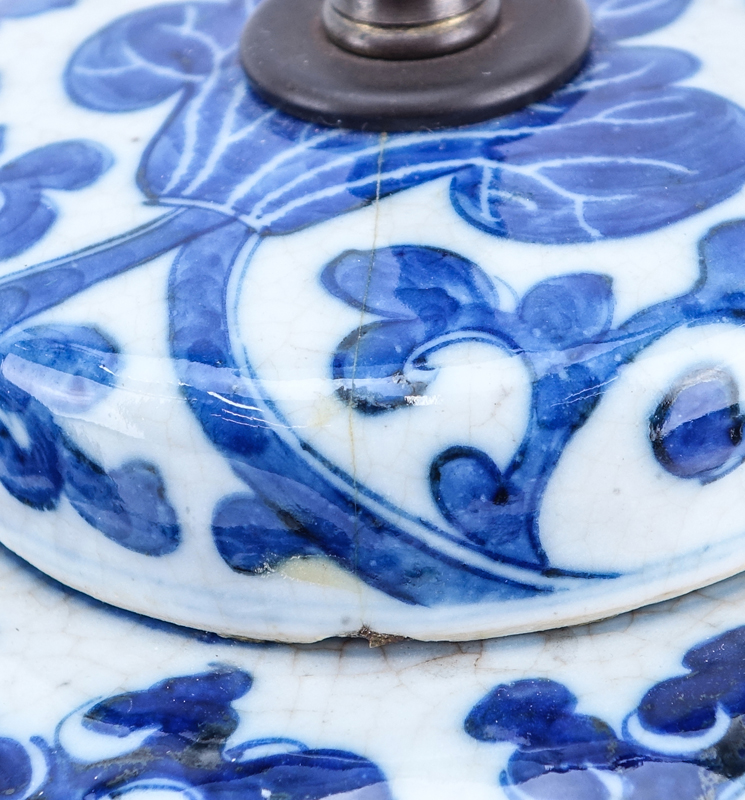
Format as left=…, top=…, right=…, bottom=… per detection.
left=0, top=0, right=740, bottom=641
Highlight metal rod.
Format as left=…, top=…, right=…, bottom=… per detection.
left=322, top=0, right=502, bottom=59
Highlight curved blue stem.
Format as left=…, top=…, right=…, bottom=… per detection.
left=0, top=206, right=230, bottom=335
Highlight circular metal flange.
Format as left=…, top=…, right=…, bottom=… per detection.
left=240, top=0, right=593, bottom=132
left=323, top=0, right=502, bottom=60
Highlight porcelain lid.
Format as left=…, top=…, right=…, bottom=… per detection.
left=0, top=0, right=742, bottom=641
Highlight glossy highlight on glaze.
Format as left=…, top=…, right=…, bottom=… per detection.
left=0, top=0, right=739, bottom=615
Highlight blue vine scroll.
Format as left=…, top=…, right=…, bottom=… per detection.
left=0, top=0, right=741, bottom=604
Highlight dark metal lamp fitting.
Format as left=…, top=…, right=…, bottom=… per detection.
left=240, top=0, right=593, bottom=131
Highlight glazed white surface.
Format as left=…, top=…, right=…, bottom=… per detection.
left=0, top=0, right=743, bottom=640
left=1, top=542, right=745, bottom=800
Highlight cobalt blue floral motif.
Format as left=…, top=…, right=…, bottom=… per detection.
left=0, top=324, right=181, bottom=555
left=321, top=247, right=618, bottom=568
left=63, top=0, right=740, bottom=244
left=0, top=0, right=734, bottom=597
left=466, top=625, right=745, bottom=799
left=0, top=139, right=110, bottom=260
left=209, top=219, right=745, bottom=595
left=650, top=367, right=745, bottom=483
left=0, top=667, right=391, bottom=800
left=310, top=221, right=745, bottom=572
left=0, top=0, right=75, bottom=19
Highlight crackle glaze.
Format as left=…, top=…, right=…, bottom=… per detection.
left=5, top=537, right=745, bottom=799
left=0, top=0, right=745, bottom=640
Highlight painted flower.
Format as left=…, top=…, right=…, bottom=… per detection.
left=0, top=139, right=110, bottom=260
left=467, top=625, right=745, bottom=799
left=0, top=667, right=393, bottom=800
left=0, top=323, right=181, bottom=556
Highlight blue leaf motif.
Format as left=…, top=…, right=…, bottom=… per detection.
left=464, top=679, right=608, bottom=746
left=0, top=667, right=394, bottom=800
left=486, top=45, right=700, bottom=134
left=465, top=679, right=645, bottom=791
left=64, top=0, right=745, bottom=244
left=518, top=274, right=614, bottom=349
left=322, top=246, right=505, bottom=413
left=64, top=2, right=242, bottom=112
left=0, top=384, right=62, bottom=510
left=0, top=140, right=112, bottom=259
left=650, top=368, right=745, bottom=482
left=61, top=447, right=181, bottom=557
left=430, top=447, right=532, bottom=563
left=1, top=324, right=119, bottom=414
left=322, top=246, right=500, bottom=318
left=212, top=493, right=323, bottom=574
left=0, top=0, right=75, bottom=18
left=587, top=0, right=694, bottom=41
left=451, top=46, right=745, bottom=243
left=464, top=626, right=745, bottom=798
left=635, top=626, right=745, bottom=736
left=692, top=219, right=745, bottom=311
left=108, top=460, right=181, bottom=555
left=0, top=324, right=120, bottom=511
left=0, top=324, right=182, bottom=556
left=0, top=739, right=30, bottom=799
left=0, top=141, right=110, bottom=190
left=84, top=668, right=252, bottom=741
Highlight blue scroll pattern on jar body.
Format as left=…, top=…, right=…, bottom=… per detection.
left=466, top=624, right=745, bottom=799
left=0, top=0, right=743, bottom=603
left=0, top=666, right=391, bottom=800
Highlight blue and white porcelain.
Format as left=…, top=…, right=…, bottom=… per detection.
left=5, top=517, right=745, bottom=799
left=6, top=5, right=745, bottom=800
left=1, top=0, right=745, bottom=640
